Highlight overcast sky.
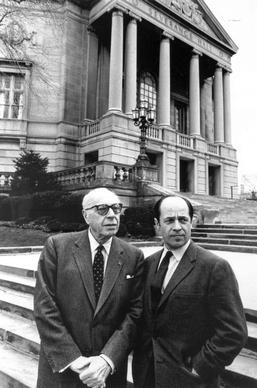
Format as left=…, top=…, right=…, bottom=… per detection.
left=204, top=0, right=257, bottom=185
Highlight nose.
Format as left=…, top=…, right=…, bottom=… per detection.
left=173, top=218, right=182, bottom=230
left=106, top=207, right=116, bottom=217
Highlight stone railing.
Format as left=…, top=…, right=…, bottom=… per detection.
left=50, top=162, right=135, bottom=189
left=207, top=143, right=219, bottom=154
left=0, top=173, right=13, bottom=192
left=177, top=133, right=193, bottom=148
left=80, top=119, right=100, bottom=138
left=147, top=124, right=163, bottom=141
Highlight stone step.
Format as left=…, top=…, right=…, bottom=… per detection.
left=195, top=224, right=257, bottom=230
left=192, top=237, right=257, bottom=247
left=0, top=342, right=37, bottom=388
left=195, top=242, right=257, bottom=254
left=247, top=322, right=257, bottom=353
left=0, top=270, right=35, bottom=294
left=222, top=349, right=257, bottom=388
left=193, top=227, right=257, bottom=235
left=192, top=232, right=257, bottom=240
left=0, top=310, right=39, bottom=357
left=0, top=286, right=34, bottom=320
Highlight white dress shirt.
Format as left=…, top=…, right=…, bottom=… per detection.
left=158, top=240, right=191, bottom=293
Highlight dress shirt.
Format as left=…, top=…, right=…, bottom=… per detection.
left=158, top=240, right=191, bottom=293
left=88, top=229, right=112, bottom=274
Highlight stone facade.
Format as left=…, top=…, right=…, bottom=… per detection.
left=0, top=0, right=238, bottom=198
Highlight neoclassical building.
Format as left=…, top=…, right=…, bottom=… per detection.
left=0, top=0, right=238, bottom=200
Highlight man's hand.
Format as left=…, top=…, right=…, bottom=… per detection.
left=79, top=356, right=111, bottom=387
left=70, top=356, right=90, bottom=374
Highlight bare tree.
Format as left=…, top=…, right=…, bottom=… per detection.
left=0, top=0, right=64, bottom=95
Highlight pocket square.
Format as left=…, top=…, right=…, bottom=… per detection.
left=126, top=274, right=135, bottom=279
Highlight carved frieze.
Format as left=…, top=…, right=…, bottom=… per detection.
left=155, top=0, right=211, bottom=33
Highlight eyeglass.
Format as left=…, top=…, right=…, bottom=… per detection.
left=84, top=203, right=123, bottom=216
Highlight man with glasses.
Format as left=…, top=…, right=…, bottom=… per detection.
left=34, top=187, right=144, bottom=388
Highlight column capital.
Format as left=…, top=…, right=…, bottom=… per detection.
left=215, top=62, right=225, bottom=70
left=162, top=31, right=174, bottom=40
left=192, top=48, right=202, bottom=56
left=128, top=11, right=142, bottom=22
left=107, top=6, right=127, bottom=16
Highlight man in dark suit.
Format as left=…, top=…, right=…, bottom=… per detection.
left=132, top=195, right=247, bottom=388
left=34, top=187, right=144, bottom=388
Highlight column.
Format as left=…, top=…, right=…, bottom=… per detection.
left=189, top=50, right=201, bottom=137
left=214, top=65, right=224, bottom=143
left=201, top=77, right=214, bottom=142
left=158, top=34, right=171, bottom=126
left=223, top=70, right=232, bottom=145
left=108, top=10, right=124, bottom=111
left=124, top=17, right=138, bottom=114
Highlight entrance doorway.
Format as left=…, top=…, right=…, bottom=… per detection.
left=179, top=158, right=194, bottom=192
left=208, top=164, right=221, bottom=196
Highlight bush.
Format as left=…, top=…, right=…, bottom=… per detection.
left=123, top=207, right=155, bottom=237
left=117, top=222, right=127, bottom=237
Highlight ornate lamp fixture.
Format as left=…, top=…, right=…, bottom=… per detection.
left=132, top=100, right=155, bottom=162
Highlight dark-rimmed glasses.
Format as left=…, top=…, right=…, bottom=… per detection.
left=84, top=203, right=123, bottom=216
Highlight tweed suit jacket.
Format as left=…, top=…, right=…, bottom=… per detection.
left=34, top=230, right=144, bottom=388
left=132, top=241, right=247, bottom=388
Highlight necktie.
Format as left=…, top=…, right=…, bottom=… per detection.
left=93, top=245, right=104, bottom=303
left=151, top=251, right=172, bottom=313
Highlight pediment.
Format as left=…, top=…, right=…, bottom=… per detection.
left=154, top=0, right=238, bottom=53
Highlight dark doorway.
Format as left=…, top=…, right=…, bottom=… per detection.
left=84, top=151, right=98, bottom=165
left=208, top=164, right=220, bottom=196
left=180, top=159, right=194, bottom=192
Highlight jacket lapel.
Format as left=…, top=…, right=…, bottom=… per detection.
left=72, top=230, right=96, bottom=310
left=158, top=242, right=197, bottom=310
left=94, top=237, right=124, bottom=317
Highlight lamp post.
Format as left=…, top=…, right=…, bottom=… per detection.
left=132, top=100, right=155, bottom=163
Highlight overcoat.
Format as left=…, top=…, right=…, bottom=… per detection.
left=132, top=241, right=247, bottom=388
left=34, top=230, right=144, bottom=388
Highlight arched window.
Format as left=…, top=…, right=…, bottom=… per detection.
left=138, top=72, right=157, bottom=110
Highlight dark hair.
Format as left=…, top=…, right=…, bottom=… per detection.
left=154, top=195, right=194, bottom=221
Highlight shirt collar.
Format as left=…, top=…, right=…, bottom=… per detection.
left=88, top=228, right=112, bottom=255
left=163, top=239, right=191, bottom=262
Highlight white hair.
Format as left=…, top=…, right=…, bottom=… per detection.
left=82, top=187, right=120, bottom=210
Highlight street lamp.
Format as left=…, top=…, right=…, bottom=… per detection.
left=132, top=100, right=155, bottom=162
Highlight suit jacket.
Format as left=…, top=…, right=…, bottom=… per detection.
left=132, top=241, right=247, bottom=388
left=34, top=230, right=144, bottom=388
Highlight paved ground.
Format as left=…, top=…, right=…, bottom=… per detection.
left=0, top=246, right=256, bottom=311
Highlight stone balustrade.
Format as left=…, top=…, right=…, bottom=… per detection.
left=0, top=173, right=13, bottom=192
left=78, top=118, right=232, bottom=159
left=50, top=162, right=135, bottom=189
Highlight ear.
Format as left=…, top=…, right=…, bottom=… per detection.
left=82, top=209, right=88, bottom=224
left=154, top=217, right=160, bottom=230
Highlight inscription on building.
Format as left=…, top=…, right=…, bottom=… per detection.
left=120, top=0, right=231, bottom=66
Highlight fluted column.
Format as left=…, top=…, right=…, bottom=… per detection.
left=223, top=70, right=232, bottom=145
left=125, top=17, right=138, bottom=114
left=189, top=50, right=201, bottom=136
left=214, top=65, right=224, bottom=143
left=108, top=10, right=124, bottom=111
left=158, top=34, right=171, bottom=126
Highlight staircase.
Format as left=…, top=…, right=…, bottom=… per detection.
left=0, top=251, right=257, bottom=387
left=182, top=193, right=257, bottom=224
left=0, top=255, right=38, bottom=387
left=192, top=224, right=257, bottom=253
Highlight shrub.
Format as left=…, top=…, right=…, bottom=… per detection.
left=123, top=207, right=155, bottom=237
